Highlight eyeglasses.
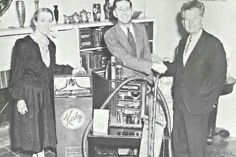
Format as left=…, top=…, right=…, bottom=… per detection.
left=116, top=7, right=131, bottom=13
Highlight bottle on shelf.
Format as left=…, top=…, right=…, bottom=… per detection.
left=93, top=3, right=101, bottom=22
left=103, top=0, right=112, bottom=20
left=53, top=5, right=59, bottom=24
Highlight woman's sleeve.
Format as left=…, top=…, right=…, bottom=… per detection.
left=54, top=64, right=73, bottom=75
left=8, top=39, right=25, bottom=101
left=49, top=40, right=73, bottom=75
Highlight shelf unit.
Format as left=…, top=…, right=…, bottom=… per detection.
left=0, top=18, right=155, bottom=36
left=0, top=18, right=155, bottom=76
left=77, top=18, right=155, bottom=73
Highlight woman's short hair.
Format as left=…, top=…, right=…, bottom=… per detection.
left=30, top=8, right=53, bottom=30
left=112, top=0, right=132, bottom=11
left=181, top=0, right=205, bottom=17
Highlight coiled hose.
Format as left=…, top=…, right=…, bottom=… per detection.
left=82, top=75, right=172, bottom=157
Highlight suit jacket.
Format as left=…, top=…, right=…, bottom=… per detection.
left=164, top=30, right=227, bottom=114
left=104, top=22, right=152, bottom=78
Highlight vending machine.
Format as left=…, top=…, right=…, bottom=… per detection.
left=54, top=74, right=92, bottom=157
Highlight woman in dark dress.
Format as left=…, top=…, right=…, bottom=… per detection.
left=9, top=8, right=83, bottom=157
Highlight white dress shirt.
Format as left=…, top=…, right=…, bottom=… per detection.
left=183, top=29, right=203, bottom=66
left=119, top=23, right=136, bottom=42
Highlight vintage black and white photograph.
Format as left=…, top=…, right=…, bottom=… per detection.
left=0, top=0, right=235, bottom=157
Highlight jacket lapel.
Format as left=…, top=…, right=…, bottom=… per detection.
left=178, top=37, right=187, bottom=68
left=133, top=23, right=142, bottom=58
left=115, top=24, right=134, bottom=55
left=184, top=30, right=206, bottom=69
left=115, top=23, right=144, bottom=58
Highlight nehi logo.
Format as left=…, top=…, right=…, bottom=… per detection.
left=61, top=108, right=85, bottom=129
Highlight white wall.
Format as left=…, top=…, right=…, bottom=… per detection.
left=0, top=0, right=146, bottom=28
left=203, top=0, right=236, bottom=138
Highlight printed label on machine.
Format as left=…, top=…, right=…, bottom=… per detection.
left=61, top=108, right=86, bottom=129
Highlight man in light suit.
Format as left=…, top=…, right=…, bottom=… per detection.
left=104, top=0, right=167, bottom=156
left=104, top=0, right=165, bottom=78
left=160, top=1, right=227, bottom=157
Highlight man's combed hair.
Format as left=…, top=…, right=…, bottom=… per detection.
left=181, top=0, right=205, bottom=17
left=112, top=0, right=133, bottom=11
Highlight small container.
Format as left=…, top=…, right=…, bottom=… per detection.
left=93, top=3, right=101, bottom=21
left=103, top=0, right=112, bottom=20
left=53, top=5, right=59, bottom=24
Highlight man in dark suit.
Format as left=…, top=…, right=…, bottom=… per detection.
left=104, top=0, right=166, bottom=78
left=160, top=1, right=227, bottom=157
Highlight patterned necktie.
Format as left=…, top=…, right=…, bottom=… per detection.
left=127, top=27, right=137, bottom=57
left=184, top=35, right=192, bottom=55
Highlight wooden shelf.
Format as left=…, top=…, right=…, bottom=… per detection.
left=0, top=18, right=155, bottom=37
left=0, top=24, right=77, bottom=37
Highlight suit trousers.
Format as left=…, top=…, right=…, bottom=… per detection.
left=173, top=101, right=210, bottom=157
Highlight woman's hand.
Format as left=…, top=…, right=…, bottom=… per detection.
left=72, top=66, right=86, bottom=75
left=17, top=100, right=28, bottom=115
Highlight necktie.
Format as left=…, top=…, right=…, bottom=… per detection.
left=127, top=27, right=137, bottom=57
left=184, top=35, right=192, bottom=55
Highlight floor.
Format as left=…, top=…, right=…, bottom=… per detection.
left=206, top=136, right=236, bottom=157
left=0, top=147, right=55, bottom=157
left=1, top=126, right=236, bottom=157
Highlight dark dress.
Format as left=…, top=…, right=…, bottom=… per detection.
left=8, top=36, right=73, bottom=152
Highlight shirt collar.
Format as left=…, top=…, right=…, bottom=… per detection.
left=119, top=23, right=134, bottom=36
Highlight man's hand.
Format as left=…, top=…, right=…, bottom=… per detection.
left=72, top=66, right=86, bottom=75
left=152, top=62, right=167, bottom=74
left=17, top=100, right=28, bottom=115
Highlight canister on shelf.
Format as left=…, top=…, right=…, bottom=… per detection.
left=93, top=3, right=101, bottom=21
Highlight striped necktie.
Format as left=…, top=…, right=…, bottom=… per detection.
left=127, top=27, right=137, bottom=57
left=184, top=35, right=192, bottom=55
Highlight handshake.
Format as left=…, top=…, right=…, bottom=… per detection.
left=151, top=56, right=168, bottom=74
left=152, top=61, right=167, bottom=74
